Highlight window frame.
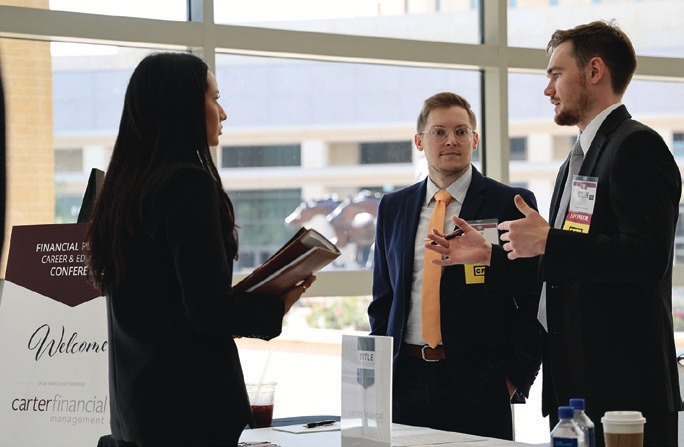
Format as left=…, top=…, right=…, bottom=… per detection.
left=0, top=1, right=682, bottom=291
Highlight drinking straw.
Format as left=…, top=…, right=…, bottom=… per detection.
left=255, top=347, right=274, bottom=399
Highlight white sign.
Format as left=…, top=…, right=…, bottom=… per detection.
left=0, top=224, right=109, bottom=447
left=341, top=334, right=393, bottom=447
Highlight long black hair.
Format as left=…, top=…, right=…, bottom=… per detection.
left=86, top=52, right=237, bottom=293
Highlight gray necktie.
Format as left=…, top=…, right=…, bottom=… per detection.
left=539, top=138, right=584, bottom=331
left=553, top=138, right=584, bottom=229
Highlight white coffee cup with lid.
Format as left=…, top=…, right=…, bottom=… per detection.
left=601, top=411, right=646, bottom=447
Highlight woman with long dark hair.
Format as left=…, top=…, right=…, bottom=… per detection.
left=86, top=52, right=313, bottom=447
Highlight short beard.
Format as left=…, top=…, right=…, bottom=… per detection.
left=554, top=75, right=593, bottom=126
left=433, top=163, right=469, bottom=181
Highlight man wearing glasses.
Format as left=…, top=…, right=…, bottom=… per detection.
left=368, top=92, right=542, bottom=439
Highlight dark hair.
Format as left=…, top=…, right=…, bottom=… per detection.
left=547, top=20, right=637, bottom=96
left=416, top=92, right=477, bottom=132
left=86, top=52, right=237, bottom=293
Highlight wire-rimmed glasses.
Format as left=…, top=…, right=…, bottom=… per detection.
left=419, top=126, right=475, bottom=145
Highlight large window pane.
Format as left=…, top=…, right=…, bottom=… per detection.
left=215, top=53, right=481, bottom=272
left=49, top=0, right=187, bottom=21
left=214, top=0, right=480, bottom=44
left=508, top=0, right=684, bottom=58
left=52, top=45, right=170, bottom=223
left=509, top=72, right=684, bottom=259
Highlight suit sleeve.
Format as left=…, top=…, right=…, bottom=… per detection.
left=504, top=286, right=542, bottom=398
left=160, top=168, right=285, bottom=339
left=491, top=188, right=542, bottom=398
left=368, top=195, right=393, bottom=336
left=485, top=188, right=542, bottom=296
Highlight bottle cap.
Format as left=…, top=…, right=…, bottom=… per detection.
left=558, top=406, right=574, bottom=419
left=569, top=398, right=585, bottom=410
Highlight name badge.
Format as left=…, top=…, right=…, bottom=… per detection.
left=562, top=175, right=598, bottom=234
left=464, top=219, right=498, bottom=284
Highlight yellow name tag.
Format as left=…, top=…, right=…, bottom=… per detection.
left=465, top=264, right=486, bottom=284
left=461, top=219, right=498, bottom=285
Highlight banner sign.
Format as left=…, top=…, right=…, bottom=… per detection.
left=0, top=223, right=109, bottom=447
left=341, top=334, right=392, bottom=447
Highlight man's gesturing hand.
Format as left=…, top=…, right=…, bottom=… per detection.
left=424, top=216, right=493, bottom=266
left=498, top=195, right=550, bottom=260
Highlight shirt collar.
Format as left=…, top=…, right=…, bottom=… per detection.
left=425, top=164, right=472, bottom=206
left=579, top=102, right=622, bottom=155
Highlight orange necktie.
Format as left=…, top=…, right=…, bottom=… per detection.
left=421, top=190, right=452, bottom=348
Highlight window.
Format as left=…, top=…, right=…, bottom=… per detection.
left=674, top=133, right=684, bottom=157
left=675, top=203, right=684, bottom=264
left=360, top=141, right=412, bottom=164
left=229, top=189, right=303, bottom=271
left=214, top=53, right=480, bottom=272
left=221, top=145, right=301, bottom=168
left=54, top=195, right=83, bottom=223
left=54, top=148, right=83, bottom=173
left=552, top=136, right=576, bottom=161
left=214, top=0, right=480, bottom=43
left=49, top=0, right=187, bottom=20
left=509, top=137, right=527, bottom=161
left=507, top=0, right=684, bottom=57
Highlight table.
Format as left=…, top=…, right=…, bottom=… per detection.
left=239, top=422, right=541, bottom=447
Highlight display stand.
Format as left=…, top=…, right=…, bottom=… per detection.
left=340, top=334, right=393, bottom=447
left=0, top=223, right=108, bottom=447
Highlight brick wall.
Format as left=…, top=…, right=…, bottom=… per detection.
left=0, top=0, right=54, bottom=276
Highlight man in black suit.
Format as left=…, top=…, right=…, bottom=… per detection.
left=426, top=21, right=682, bottom=446
left=368, top=92, right=542, bottom=440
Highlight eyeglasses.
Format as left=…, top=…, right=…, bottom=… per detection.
left=419, top=126, right=475, bottom=145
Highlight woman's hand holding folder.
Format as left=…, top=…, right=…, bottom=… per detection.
left=279, top=275, right=316, bottom=314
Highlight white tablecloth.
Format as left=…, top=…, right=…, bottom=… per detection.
left=239, top=422, right=540, bottom=447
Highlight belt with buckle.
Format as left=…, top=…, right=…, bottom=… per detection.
left=401, top=343, right=446, bottom=362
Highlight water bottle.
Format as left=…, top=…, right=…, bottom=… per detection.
left=569, top=398, right=595, bottom=447
left=550, top=406, right=585, bottom=447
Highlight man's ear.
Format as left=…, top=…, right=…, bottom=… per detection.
left=414, top=133, right=424, bottom=152
left=587, top=56, right=606, bottom=85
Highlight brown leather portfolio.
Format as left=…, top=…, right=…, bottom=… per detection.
left=233, top=227, right=340, bottom=296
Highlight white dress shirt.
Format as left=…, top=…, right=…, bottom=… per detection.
left=404, top=165, right=473, bottom=346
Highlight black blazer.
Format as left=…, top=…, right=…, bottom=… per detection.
left=369, top=165, right=542, bottom=404
left=106, top=164, right=285, bottom=444
left=489, top=105, right=683, bottom=422
left=543, top=105, right=683, bottom=420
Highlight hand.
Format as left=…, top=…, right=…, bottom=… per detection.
left=279, top=275, right=316, bottom=315
left=424, top=216, right=493, bottom=266
left=498, top=195, right=550, bottom=260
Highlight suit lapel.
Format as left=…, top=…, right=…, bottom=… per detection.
left=582, top=105, right=631, bottom=176
left=549, top=105, right=631, bottom=224
left=401, top=181, right=427, bottom=299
